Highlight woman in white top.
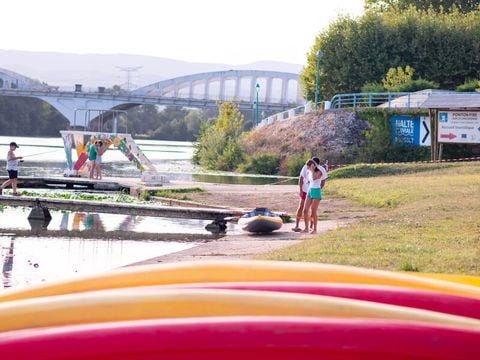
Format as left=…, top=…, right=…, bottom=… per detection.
left=302, top=158, right=328, bottom=234
left=292, top=161, right=310, bottom=232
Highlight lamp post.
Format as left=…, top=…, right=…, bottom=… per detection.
left=255, top=82, right=260, bottom=126
left=314, top=50, right=323, bottom=110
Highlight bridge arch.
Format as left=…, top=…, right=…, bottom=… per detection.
left=133, top=70, right=301, bottom=104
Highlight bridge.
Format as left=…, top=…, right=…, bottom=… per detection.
left=0, top=68, right=302, bottom=127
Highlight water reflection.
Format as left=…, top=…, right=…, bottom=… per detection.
left=0, top=207, right=220, bottom=288
left=28, top=218, right=52, bottom=233
left=0, top=235, right=196, bottom=289
left=0, top=135, right=296, bottom=185
left=0, top=206, right=215, bottom=237
left=2, top=238, right=14, bottom=289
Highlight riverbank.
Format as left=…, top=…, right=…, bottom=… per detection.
left=132, top=181, right=374, bottom=265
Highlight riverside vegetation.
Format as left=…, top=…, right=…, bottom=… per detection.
left=261, top=162, right=480, bottom=276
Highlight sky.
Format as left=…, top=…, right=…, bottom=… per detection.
left=1, top=0, right=365, bottom=66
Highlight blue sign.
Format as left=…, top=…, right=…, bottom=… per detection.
left=391, top=115, right=421, bottom=146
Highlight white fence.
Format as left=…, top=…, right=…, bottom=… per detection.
left=258, top=101, right=331, bottom=127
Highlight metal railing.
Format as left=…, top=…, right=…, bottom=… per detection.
left=329, top=92, right=430, bottom=110
left=257, top=91, right=437, bottom=126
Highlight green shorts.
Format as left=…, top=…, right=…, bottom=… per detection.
left=307, top=188, right=322, bottom=200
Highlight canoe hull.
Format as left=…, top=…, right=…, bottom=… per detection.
left=239, top=215, right=283, bottom=233
left=0, top=317, right=479, bottom=360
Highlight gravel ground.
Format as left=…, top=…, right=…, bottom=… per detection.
left=132, top=181, right=374, bottom=265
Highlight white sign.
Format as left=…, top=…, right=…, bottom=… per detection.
left=438, top=111, right=480, bottom=144
left=419, top=116, right=431, bottom=146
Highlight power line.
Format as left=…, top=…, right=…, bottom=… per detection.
left=116, top=66, right=142, bottom=91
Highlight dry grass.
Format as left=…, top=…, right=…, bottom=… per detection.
left=260, top=162, right=480, bottom=275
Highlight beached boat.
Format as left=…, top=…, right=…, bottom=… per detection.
left=238, top=207, right=283, bottom=233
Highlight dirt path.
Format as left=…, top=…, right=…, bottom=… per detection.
left=133, top=181, right=374, bottom=265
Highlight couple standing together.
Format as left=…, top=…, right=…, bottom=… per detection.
left=292, top=156, right=328, bottom=234
left=87, top=140, right=104, bottom=180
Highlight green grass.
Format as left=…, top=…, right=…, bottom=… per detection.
left=260, top=162, right=480, bottom=275
left=17, top=190, right=138, bottom=203
left=152, top=187, right=205, bottom=201
left=329, top=162, right=455, bottom=179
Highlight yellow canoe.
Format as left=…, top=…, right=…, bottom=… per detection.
left=1, top=261, right=480, bottom=303
left=407, top=272, right=480, bottom=287
left=0, top=288, right=479, bottom=333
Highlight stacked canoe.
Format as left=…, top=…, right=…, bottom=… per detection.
left=0, top=260, right=478, bottom=359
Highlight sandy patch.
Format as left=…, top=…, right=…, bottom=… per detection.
left=131, top=181, right=374, bottom=265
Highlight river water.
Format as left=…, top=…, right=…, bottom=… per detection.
left=0, top=136, right=292, bottom=184
left=0, top=135, right=286, bottom=289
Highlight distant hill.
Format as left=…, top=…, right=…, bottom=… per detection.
left=0, top=50, right=303, bottom=91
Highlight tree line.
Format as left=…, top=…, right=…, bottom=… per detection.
left=0, top=94, right=258, bottom=140
left=0, top=97, right=69, bottom=137
left=0, top=94, right=212, bottom=141
left=302, top=0, right=480, bottom=100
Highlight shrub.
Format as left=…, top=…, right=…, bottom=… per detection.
left=392, top=79, right=439, bottom=92
left=456, top=80, right=480, bottom=92
left=357, top=109, right=430, bottom=163
left=361, top=82, right=385, bottom=93
left=193, top=102, right=246, bottom=171
left=242, top=153, right=280, bottom=175
left=218, top=140, right=245, bottom=171
left=284, top=151, right=311, bottom=177
left=383, top=66, right=414, bottom=91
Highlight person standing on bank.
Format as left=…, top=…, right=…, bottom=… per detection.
left=95, top=141, right=104, bottom=180
left=0, top=142, right=23, bottom=196
left=302, top=158, right=328, bottom=234
left=293, top=156, right=322, bottom=232
left=292, top=159, right=310, bottom=232
left=87, top=140, right=97, bottom=179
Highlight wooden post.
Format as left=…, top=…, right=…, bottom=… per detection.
left=430, top=109, right=438, bottom=161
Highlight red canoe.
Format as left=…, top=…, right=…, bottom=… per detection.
left=0, top=317, right=478, bottom=360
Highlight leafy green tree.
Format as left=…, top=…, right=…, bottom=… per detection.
left=362, top=82, right=386, bottom=92
left=456, top=80, right=480, bottom=91
left=393, top=79, right=439, bottom=92
left=302, top=7, right=480, bottom=99
left=381, top=65, right=438, bottom=92
left=365, top=0, right=480, bottom=13
left=125, top=105, right=211, bottom=141
left=240, top=153, right=280, bottom=175
left=383, top=65, right=414, bottom=90
left=0, top=97, right=68, bottom=136
left=193, top=102, right=245, bottom=171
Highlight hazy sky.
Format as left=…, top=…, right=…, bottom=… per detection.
left=2, top=0, right=364, bottom=65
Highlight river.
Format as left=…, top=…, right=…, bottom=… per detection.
left=0, top=135, right=292, bottom=184
left=1, top=135, right=278, bottom=289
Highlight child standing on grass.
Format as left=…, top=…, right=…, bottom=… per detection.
left=0, top=142, right=23, bottom=196
left=302, top=157, right=328, bottom=234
